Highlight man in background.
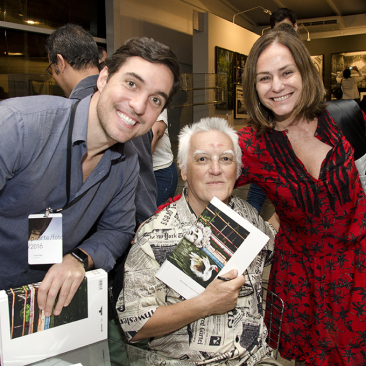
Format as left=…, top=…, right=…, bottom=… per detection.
left=270, top=8, right=298, bottom=30
left=0, top=37, right=180, bottom=320
left=98, top=46, right=108, bottom=63
left=46, top=24, right=100, bottom=100
left=46, top=24, right=158, bottom=226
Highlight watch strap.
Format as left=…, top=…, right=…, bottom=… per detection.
left=69, top=248, right=88, bottom=270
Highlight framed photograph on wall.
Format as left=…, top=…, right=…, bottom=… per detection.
left=331, top=51, right=366, bottom=92
left=215, top=46, right=234, bottom=110
left=235, top=84, right=246, bottom=119
left=311, top=55, right=324, bottom=79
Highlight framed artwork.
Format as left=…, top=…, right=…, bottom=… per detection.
left=235, top=84, right=247, bottom=119
left=311, top=55, right=324, bottom=79
left=331, top=51, right=366, bottom=92
left=215, top=46, right=234, bottom=110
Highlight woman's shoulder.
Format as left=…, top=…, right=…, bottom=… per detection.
left=238, top=125, right=257, bottom=138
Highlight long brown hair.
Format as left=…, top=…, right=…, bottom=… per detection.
left=243, top=29, right=326, bottom=134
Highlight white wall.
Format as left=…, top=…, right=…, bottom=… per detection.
left=106, top=1, right=259, bottom=135
left=115, top=0, right=254, bottom=43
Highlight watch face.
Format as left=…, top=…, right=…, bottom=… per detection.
left=71, top=249, right=88, bottom=269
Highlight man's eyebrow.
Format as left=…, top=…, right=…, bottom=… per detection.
left=193, top=150, right=207, bottom=157
left=127, top=72, right=168, bottom=102
left=221, top=150, right=234, bottom=155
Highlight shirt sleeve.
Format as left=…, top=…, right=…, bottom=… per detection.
left=0, top=104, right=23, bottom=190
left=116, top=222, right=169, bottom=342
left=156, top=109, right=168, bottom=126
left=77, top=149, right=138, bottom=272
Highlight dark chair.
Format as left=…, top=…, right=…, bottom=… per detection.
left=262, top=286, right=284, bottom=360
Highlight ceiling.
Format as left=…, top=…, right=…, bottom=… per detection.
left=221, top=0, right=366, bottom=39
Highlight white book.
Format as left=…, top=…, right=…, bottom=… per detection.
left=156, top=197, right=269, bottom=299
left=0, top=269, right=108, bottom=366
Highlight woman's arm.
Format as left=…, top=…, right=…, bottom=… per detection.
left=131, top=269, right=245, bottom=341
left=151, top=120, right=166, bottom=154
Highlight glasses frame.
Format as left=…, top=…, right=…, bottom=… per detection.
left=46, top=62, right=53, bottom=76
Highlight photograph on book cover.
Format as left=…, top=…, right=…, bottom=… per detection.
left=168, top=202, right=250, bottom=288
left=157, top=197, right=269, bottom=300
left=6, top=278, right=88, bottom=339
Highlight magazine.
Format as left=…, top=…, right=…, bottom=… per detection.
left=0, top=269, right=108, bottom=366
left=156, top=196, right=269, bottom=299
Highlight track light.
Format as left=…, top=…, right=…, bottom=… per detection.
left=233, top=6, right=272, bottom=24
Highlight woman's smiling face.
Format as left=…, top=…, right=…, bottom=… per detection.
left=255, top=42, right=303, bottom=124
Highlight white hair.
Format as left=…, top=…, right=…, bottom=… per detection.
left=177, top=117, right=242, bottom=178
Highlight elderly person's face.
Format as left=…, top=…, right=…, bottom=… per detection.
left=181, top=130, right=237, bottom=216
left=255, top=42, right=303, bottom=124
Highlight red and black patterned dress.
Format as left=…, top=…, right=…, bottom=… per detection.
left=237, top=111, right=366, bottom=365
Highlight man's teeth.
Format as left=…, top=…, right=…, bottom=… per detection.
left=273, top=94, right=291, bottom=102
left=117, top=111, right=136, bottom=125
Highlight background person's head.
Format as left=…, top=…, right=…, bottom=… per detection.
left=98, top=46, right=108, bottom=63
left=343, top=68, right=351, bottom=79
left=177, top=118, right=242, bottom=215
left=104, top=37, right=181, bottom=109
left=46, top=24, right=99, bottom=72
left=242, top=28, right=326, bottom=133
left=270, top=8, right=298, bottom=31
left=46, top=24, right=99, bottom=97
left=274, top=22, right=299, bottom=38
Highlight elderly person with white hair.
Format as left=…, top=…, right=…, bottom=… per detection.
left=116, top=117, right=281, bottom=366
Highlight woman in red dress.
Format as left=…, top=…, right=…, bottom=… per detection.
left=237, top=28, right=366, bottom=365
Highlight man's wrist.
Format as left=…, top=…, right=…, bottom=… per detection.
left=69, top=248, right=89, bottom=270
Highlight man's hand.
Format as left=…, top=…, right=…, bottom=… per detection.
left=198, top=269, right=246, bottom=316
left=37, top=254, right=85, bottom=317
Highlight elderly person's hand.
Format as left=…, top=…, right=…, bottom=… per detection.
left=131, top=269, right=245, bottom=342
left=197, top=269, right=245, bottom=315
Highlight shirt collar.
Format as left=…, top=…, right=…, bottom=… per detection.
left=72, top=95, right=91, bottom=144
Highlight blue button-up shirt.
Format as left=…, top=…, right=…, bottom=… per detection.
left=0, top=95, right=138, bottom=289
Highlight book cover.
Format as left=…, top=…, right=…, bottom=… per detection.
left=156, top=196, right=269, bottom=299
left=0, top=269, right=108, bottom=366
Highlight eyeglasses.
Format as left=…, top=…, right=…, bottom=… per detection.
left=46, top=62, right=53, bottom=76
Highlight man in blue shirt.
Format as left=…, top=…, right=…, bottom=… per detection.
left=0, top=37, right=180, bottom=318
left=45, top=24, right=100, bottom=100
left=46, top=24, right=158, bottom=226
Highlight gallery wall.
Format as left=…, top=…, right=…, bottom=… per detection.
left=305, top=33, right=366, bottom=99
left=112, top=0, right=258, bottom=140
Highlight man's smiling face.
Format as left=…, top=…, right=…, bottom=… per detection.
left=95, top=56, right=174, bottom=144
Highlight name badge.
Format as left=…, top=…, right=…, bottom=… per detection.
left=28, top=213, right=63, bottom=265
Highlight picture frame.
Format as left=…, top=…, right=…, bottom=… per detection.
left=310, top=55, right=324, bottom=79
left=215, top=46, right=234, bottom=110
left=235, top=84, right=247, bottom=119
left=331, top=51, right=366, bottom=92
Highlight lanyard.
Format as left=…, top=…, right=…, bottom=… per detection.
left=45, top=100, right=80, bottom=217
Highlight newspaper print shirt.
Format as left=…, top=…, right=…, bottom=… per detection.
left=116, top=192, right=276, bottom=366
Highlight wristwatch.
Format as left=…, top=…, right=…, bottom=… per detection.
left=69, top=248, right=89, bottom=270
